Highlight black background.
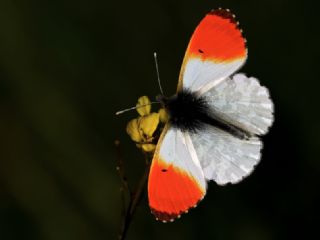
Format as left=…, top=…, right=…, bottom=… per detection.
left=0, top=0, right=319, bottom=239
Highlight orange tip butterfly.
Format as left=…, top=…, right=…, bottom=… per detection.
left=147, top=8, right=274, bottom=222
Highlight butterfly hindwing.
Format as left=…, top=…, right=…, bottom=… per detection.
left=189, top=124, right=262, bottom=185
left=203, top=73, right=274, bottom=135
left=187, top=73, right=273, bottom=185
left=148, top=126, right=206, bottom=222
left=178, top=9, right=247, bottom=92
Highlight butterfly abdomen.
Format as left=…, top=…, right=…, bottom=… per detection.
left=161, top=89, right=251, bottom=139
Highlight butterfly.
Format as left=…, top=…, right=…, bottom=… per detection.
left=147, top=9, right=274, bottom=222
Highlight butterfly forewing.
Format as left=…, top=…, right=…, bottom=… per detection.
left=148, top=126, right=206, bottom=222
left=178, top=9, right=247, bottom=92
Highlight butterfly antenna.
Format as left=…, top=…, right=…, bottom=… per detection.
left=115, top=102, right=159, bottom=115
left=154, top=52, right=164, bottom=96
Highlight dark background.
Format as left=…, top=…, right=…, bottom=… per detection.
left=0, top=0, right=319, bottom=239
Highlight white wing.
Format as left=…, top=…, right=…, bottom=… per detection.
left=188, top=124, right=262, bottom=185
left=201, top=73, right=274, bottom=135
left=148, top=126, right=206, bottom=222
left=182, top=58, right=245, bottom=92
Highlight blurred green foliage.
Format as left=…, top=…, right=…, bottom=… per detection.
left=0, top=0, right=319, bottom=239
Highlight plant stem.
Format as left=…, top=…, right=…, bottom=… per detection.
left=115, top=140, right=151, bottom=240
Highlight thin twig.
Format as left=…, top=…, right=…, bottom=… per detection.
left=115, top=140, right=151, bottom=240
left=115, top=140, right=130, bottom=192
left=115, top=140, right=130, bottom=220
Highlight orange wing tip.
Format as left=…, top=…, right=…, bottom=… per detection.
left=209, top=8, right=247, bottom=46
left=152, top=208, right=181, bottom=222
left=151, top=196, right=204, bottom=222
left=187, top=8, right=247, bottom=62
left=209, top=8, right=237, bottom=24
left=148, top=158, right=206, bottom=222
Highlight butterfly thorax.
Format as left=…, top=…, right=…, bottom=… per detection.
left=158, top=89, right=210, bottom=132
left=158, top=89, right=251, bottom=139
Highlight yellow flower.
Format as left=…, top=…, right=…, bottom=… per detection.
left=126, top=118, right=142, bottom=142
left=158, top=108, right=169, bottom=123
left=139, top=113, right=159, bottom=138
left=126, top=96, right=163, bottom=153
left=136, top=96, right=151, bottom=116
left=141, top=143, right=156, bottom=152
